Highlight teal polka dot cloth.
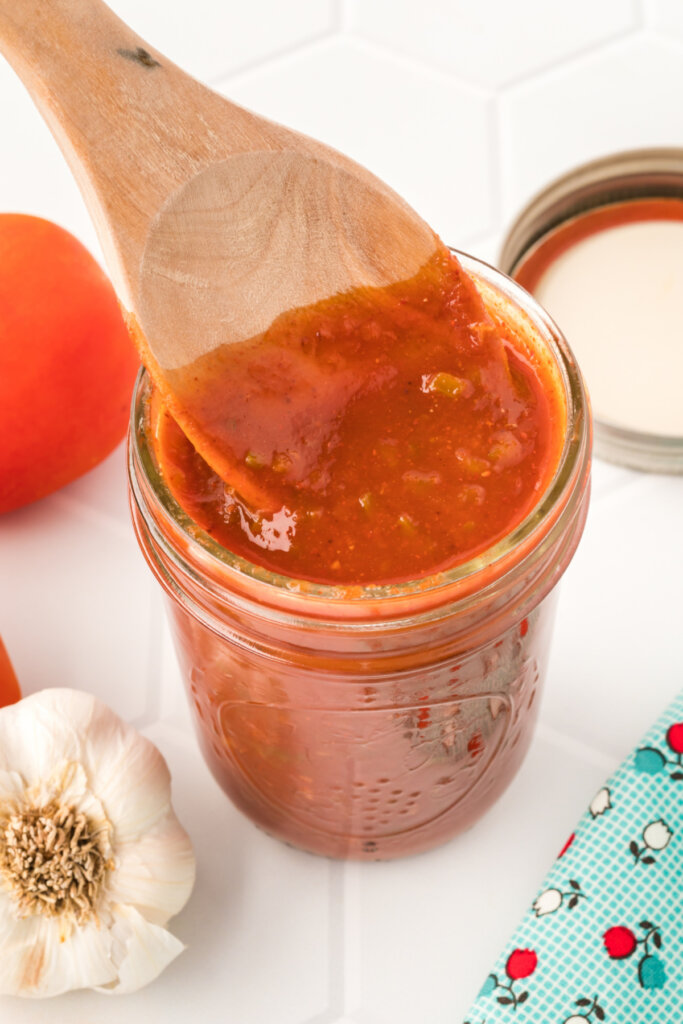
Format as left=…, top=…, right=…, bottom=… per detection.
left=464, top=690, right=683, bottom=1024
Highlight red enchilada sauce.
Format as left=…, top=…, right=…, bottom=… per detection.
left=149, top=245, right=564, bottom=585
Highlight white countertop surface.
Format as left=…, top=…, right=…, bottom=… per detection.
left=3, top=449, right=682, bottom=1024
left=1, top=2, right=683, bottom=1020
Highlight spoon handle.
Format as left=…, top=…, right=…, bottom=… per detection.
left=0, top=0, right=281, bottom=304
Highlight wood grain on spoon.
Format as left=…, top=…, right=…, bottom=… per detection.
left=0, top=0, right=439, bottom=503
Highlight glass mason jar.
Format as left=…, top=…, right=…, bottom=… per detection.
left=128, top=252, right=591, bottom=861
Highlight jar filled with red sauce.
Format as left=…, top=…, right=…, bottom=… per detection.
left=128, top=250, right=591, bottom=860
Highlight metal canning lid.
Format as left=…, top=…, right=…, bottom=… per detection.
left=498, top=147, right=683, bottom=474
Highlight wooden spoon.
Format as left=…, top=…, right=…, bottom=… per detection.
left=0, top=0, right=439, bottom=502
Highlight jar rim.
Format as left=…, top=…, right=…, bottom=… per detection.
left=499, top=147, right=683, bottom=279
left=128, top=249, right=590, bottom=610
left=498, top=148, right=683, bottom=473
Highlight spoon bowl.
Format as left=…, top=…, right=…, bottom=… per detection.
left=0, top=0, right=438, bottom=500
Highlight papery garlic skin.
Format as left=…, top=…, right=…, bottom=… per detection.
left=0, top=688, right=195, bottom=997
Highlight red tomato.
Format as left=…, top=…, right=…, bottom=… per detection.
left=0, top=214, right=139, bottom=513
left=0, top=637, right=21, bottom=707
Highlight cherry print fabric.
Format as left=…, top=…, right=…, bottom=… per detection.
left=464, top=690, right=683, bottom=1023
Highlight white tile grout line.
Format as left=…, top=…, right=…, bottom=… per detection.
left=340, top=860, right=363, bottom=1017
left=297, top=864, right=349, bottom=1024
left=328, top=18, right=642, bottom=103
left=51, top=489, right=133, bottom=542
left=535, top=721, right=620, bottom=775
left=131, top=585, right=165, bottom=730
left=639, top=0, right=655, bottom=30
left=327, top=860, right=348, bottom=1018
left=273, top=851, right=359, bottom=1024
left=207, top=26, right=340, bottom=90
left=213, top=21, right=493, bottom=104
left=497, top=24, right=643, bottom=96
left=637, top=22, right=683, bottom=58
left=336, top=33, right=492, bottom=100
left=300, top=1003, right=345, bottom=1023
left=487, top=93, right=503, bottom=238
left=334, top=0, right=351, bottom=33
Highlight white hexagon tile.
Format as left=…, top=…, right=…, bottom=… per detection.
left=644, top=0, right=683, bottom=37
left=0, top=56, right=103, bottom=261
left=107, top=0, right=337, bottom=83
left=498, top=34, right=683, bottom=223
left=347, top=0, right=638, bottom=89
left=221, top=38, right=494, bottom=248
left=2, top=2, right=683, bottom=1022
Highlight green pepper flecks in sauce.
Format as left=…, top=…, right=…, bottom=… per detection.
left=150, top=245, right=564, bottom=585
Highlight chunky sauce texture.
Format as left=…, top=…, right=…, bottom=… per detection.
left=151, top=246, right=563, bottom=585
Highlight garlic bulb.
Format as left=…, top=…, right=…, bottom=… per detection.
left=0, top=688, right=195, bottom=997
